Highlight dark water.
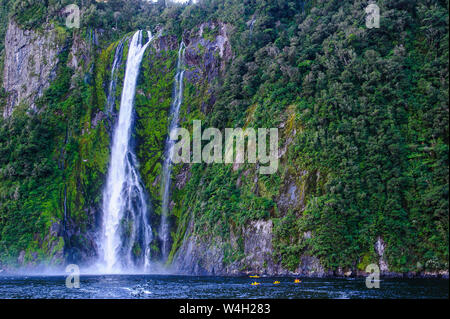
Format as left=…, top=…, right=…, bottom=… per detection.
left=0, top=275, right=448, bottom=299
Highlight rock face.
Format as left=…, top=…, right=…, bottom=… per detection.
left=172, top=218, right=326, bottom=276
left=151, top=33, right=178, bottom=53
left=64, top=207, right=100, bottom=266
left=2, top=20, right=62, bottom=117
left=169, top=27, right=318, bottom=275
left=68, top=32, right=92, bottom=81
left=240, top=220, right=275, bottom=273
left=3, top=18, right=445, bottom=278
left=184, top=22, right=232, bottom=78
left=183, top=21, right=232, bottom=99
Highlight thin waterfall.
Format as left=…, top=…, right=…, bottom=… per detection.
left=106, top=39, right=125, bottom=114
left=98, top=31, right=153, bottom=273
left=160, top=42, right=186, bottom=261
left=249, top=18, right=256, bottom=44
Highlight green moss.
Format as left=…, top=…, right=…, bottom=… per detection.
left=357, top=253, right=375, bottom=271
left=135, top=47, right=177, bottom=206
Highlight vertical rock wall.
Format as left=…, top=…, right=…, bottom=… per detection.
left=2, top=20, right=62, bottom=117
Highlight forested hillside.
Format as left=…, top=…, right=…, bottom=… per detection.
left=0, top=0, right=448, bottom=276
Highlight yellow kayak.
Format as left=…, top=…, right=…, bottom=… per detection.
left=273, top=281, right=280, bottom=285
left=249, top=275, right=260, bottom=278
left=294, top=279, right=301, bottom=284
left=251, top=282, right=260, bottom=286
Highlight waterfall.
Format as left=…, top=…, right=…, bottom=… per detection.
left=248, top=17, right=256, bottom=44
left=160, top=42, right=186, bottom=261
left=106, top=39, right=125, bottom=114
left=98, top=31, right=153, bottom=273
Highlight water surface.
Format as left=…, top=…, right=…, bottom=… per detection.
left=0, top=275, right=447, bottom=299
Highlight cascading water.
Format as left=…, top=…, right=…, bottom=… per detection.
left=106, top=38, right=125, bottom=114
left=160, top=42, right=186, bottom=261
left=98, top=31, right=153, bottom=273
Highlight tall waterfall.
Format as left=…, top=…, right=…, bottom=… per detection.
left=98, top=31, right=153, bottom=273
left=160, top=42, right=186, bottom=261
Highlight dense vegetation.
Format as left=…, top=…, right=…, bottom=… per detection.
left=166, top=0, right=449, bottom=273
left=0, top=0, right=448, bottom=274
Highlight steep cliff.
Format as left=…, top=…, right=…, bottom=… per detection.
left=2, top=20, right=65, bottom=117
left=0, top=14, right=106, bottom=269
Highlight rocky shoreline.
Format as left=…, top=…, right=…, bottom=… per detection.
left=0, top=265, right=448, bottom=279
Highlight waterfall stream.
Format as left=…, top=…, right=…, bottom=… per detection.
left=106, top=38, right=125, bottom=114
left=160, top=42, right=186, bottom=261
left=98, top=31, right=153, bottom=273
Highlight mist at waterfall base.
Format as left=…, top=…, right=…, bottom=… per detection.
left=0, top=275, right=448, bottom=299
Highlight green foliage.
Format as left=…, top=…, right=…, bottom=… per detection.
left=9, top=0, right=84, bottom=30
left=135, top=48, right=177, bottom=203
left=0, top=22, right=110, bottom=265
left=272, top=211, right=305, bottom=271
left=170, top=0, right=449, bottom=273
left=288, top=0, right=449, bottom=272
left=0, top=104, right=61, bottom=264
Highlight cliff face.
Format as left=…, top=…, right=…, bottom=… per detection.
left=2, top=20, right=63, bottom=117
left=184, top=22, right=232, bottom=82
left=169, top=22, right=322, bottom=276
left=172, top=220, right=323, bottom=276
left=0, top=17, right=100, bottom=270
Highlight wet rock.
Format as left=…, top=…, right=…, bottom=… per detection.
left=175, top=165, right=191, bottom=190
left=172, top=218, right=318, bottom=276
left=240, top=220, right=275, bottom=274
left=276, top=170, right=308, bottom=215
left=296, top=256, right=326, bottom=277
left=64, top=206, right=101, bottom=266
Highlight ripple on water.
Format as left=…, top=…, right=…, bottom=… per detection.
left=0, top=275, right=448, bottom=299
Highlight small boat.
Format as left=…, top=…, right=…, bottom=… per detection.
left=249, top=275, right=260, bottom=278
left=273, top=281, right=280, bottom=285
left=294, top=279, right=301, bottom=283
left=251, top=282, right=260, bottom=286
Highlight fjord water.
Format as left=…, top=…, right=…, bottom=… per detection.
left=98, top=31, right=153, bottom=273
left=0, top=275, right=447, bottom=299
left=160, top=42, right=186, bottom=260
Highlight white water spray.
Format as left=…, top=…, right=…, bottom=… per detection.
left=98, top=31, right=153, bottom=273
